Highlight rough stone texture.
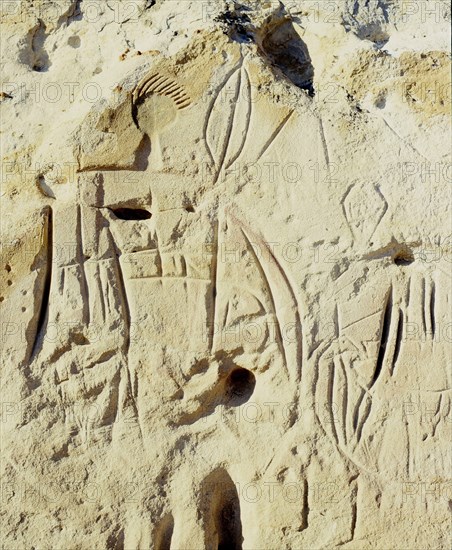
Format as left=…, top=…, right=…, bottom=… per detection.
left=0, top=1, right=451, bottom=548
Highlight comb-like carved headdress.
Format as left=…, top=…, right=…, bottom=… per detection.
left=132, top=72, right=191, bottom=110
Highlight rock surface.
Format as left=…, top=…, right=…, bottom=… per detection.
left=1, top=1, right=451, bottom=548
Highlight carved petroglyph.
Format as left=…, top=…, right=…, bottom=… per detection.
left=342, top=183, right=388, bottom=242
left=1, top=3, right=450, bottom=547
left=205, top=61, right=252, bottom=183
left=133, top=72, right=191, bottom=110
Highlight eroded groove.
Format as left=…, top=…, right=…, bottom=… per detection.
left=265, top=238, right=303, bottom=378
left=328, top=361, right=339, bottom=445
left=350, top=481, right=358, bottom=542
left=370, top=286, right=393, bottom=388
left=209, top=220, right=219, bottom=353
left=301, top=479, right=309, bottom=530
left=240, top=228, right=287, bottom=370
left=106, top=231, right=130, bottom=356
left=106, top=526, right=124, bottom=550
left=406, top=275, right=411, bottom=306
left=335, top=303, right=340, bottom=337
left=77, top=204, right=90, bottom=325
left=31, top=206, right=53, bottom=359
left=319, top=117, right=330, bottom=168
left=405, top=414, right=411, bottom=477
left=356, top=395, right=371, bottom=444
left=339, top=358, right=348, bottom=445
left=225, top=68, right=252, bottom=169
left=154, top=514, right=174, bottom=550
left=430, top=279, right=436, bottom=338
left=392, top=308, right=404, bottom=375
left=353, top=389, right=365, bottom=433
left=421, top=276, right=426, bottom=335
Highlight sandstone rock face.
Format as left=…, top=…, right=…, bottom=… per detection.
left=1, top=1, right=451, bottom=548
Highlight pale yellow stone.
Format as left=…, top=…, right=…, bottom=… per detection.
left=1, top=1, right=451, bottom=549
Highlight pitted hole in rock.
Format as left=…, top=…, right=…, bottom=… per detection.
left=215, top=4, right=253, bottom=43
left=184, top=204, right=195, bottom=213
left=202, top=468, right=243, bottom=550
left=225, top=368, right=255, bottom=406
left=68, top=35, right=81, bottom=48
left=393, top=249, right=415, bottom=266
left=259, top=14, right=315, bottom=95
left=173, top=388, right=184, bottom=400
left=218, top=498, right=242, bottom=550
left=375, top=91, right=387, bottom=109
left=111, top=207, right=152, bottom=221
left=30, top=20, right=51, bottom=72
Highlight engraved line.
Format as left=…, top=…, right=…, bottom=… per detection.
left=30, top=206, right=53, bottom=360
left=340, top=184, right=355, bottom=239
left=77, top=204, right=90, bottom=326
left=329, top=360, right=339, bottom=445
left=353, top=389, right=365, bottom=434
left=431, top=394, right=442, bottom=438
left=319, top=116, right=330, bottom=168
left=107, top=230, right=130, bottom=354
left=339, top=356, right=348, bottom=445
left=341, top=310, right=380, bottom=331
left=356, top=395, right=372, bottom=445
left=430, top=278, right=436, bottom=338
left=392, top=308, right=403, bottom=376
left=203, top=63, right=243, bottom=167
left=96, top=262, right=106, bottom=323
left=210, top=219, right=219, bottom=353
left=135, top=73, right=161, bottom=99
left=421, top=276, right=426, bottom=335
left=128, top=276, right=210, bottom=282
left=225, top=67, right=252, bottom=170
left=369, top=185, right=388, bottom=241
left=241, top=228, right=287, bottom=371
left=301, top=479, right=309, bottom=531
left=255, top=110, right=294, bottom=162
left=370, top=286, right=393, bottom=389
left=157, top=82, right=178, bottom=95
left=213, top=67, right=242, bottom=185
left=381, top=117, right=431, bottom=162
left=151, top=78, right=172, bottom=93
